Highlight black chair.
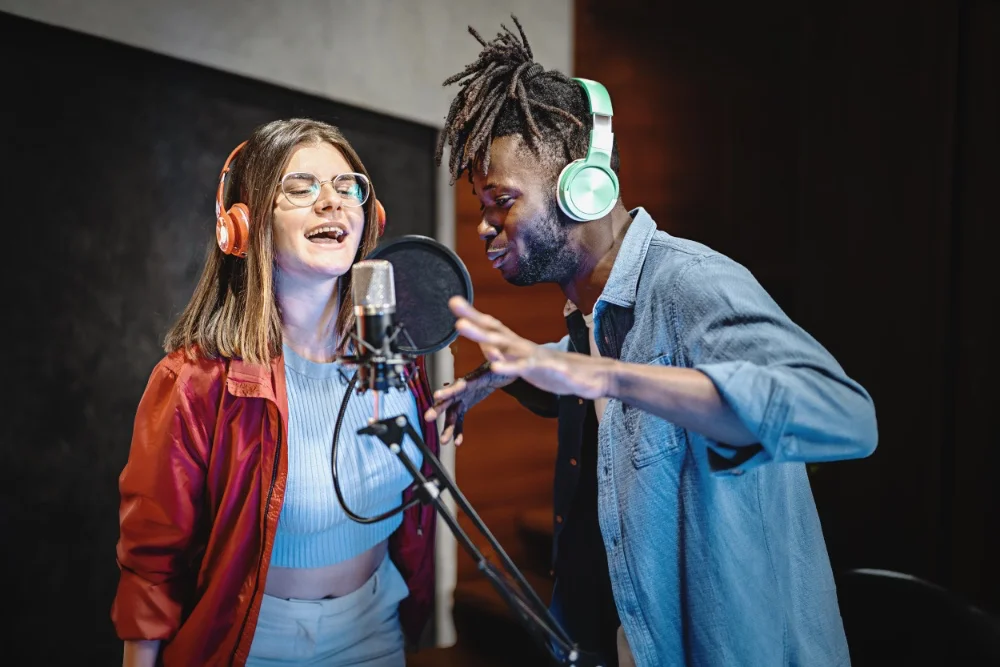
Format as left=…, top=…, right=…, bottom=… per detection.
left=837, top=568, right=1000, bottom=666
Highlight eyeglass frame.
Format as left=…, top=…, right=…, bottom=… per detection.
left=277, top=171, right=371, bottom=208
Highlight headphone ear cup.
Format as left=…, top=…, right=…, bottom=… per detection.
left=557, top=159, right=619, bottom=222
left=375, top=199, right=387, bottom=236
left=557, top=160, right=583, bottom=220
left=228, top=203, right=251, bottom=257
left=216, top=213, right=236, bottom=255
left=216, top=203, right=251, bottom=257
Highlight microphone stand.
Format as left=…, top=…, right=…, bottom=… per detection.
left=358, top=413, right=605, bottom=667
left=341, top=315, right=603, bottom=666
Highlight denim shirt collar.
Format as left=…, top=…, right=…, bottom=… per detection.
left=599, top=207, right=657, bottom=310
left=563, top=207, right=658, bottom=319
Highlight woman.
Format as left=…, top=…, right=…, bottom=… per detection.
left=111, top=119, right=438, bottom=667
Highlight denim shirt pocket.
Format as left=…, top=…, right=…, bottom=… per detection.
left=623, top=353, right=688, bottom=468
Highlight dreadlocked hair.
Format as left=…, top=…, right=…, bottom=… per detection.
left=435, top=14, right=619, bottom=184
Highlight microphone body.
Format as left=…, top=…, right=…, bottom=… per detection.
left=350, top=260, right=410, bottom=392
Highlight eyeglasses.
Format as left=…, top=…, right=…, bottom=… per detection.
left=279, top=172, right=370, bottom=208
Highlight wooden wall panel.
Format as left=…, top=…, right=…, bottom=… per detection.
left=572, top=0, right=997, bottom=613
left=574, top=1, right=805, bottom=306
left=784, top=0, right=958, bottom=588
left=448, top=0, right=999, bottom=625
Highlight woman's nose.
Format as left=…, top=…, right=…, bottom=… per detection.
left=315, top=182, right=343, bottom=210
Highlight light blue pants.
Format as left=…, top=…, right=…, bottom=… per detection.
left=246, top=556, right=408, bottom=666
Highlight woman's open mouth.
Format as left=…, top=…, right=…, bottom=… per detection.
left=305, top=226, right=348, bottom=245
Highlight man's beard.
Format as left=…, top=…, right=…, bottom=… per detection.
left=506, top=199, right=579, bottom=287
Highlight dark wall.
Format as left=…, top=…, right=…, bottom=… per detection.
left=0, top=12, right=437, bottom=664
left=946, top=0, right=1000, bottom=616
left=574, top=0, right=999, bottom=618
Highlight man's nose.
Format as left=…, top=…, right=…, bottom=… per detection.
left=478, top=218, right=496, bottom=240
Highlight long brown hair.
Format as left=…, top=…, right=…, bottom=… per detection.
left=164, top=118, right=381, bottom=365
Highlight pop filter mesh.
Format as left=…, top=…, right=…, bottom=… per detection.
left=368, top=235, right=473, bottom=355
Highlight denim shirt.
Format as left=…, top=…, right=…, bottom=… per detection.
left=543, top=208, right=878, bottom=666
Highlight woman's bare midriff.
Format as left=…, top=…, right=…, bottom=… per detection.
left=264, top=540, right=388, bottom=600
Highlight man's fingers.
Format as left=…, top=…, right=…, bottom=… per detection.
left=490, top=357, right=529, bottom=376
left=456, top=318, right=514, bottom=348
left=454, top=318, right=490, bottom=342
left=426, top=399, right=452, bottom=420
left=432, top=377, right=467, bottom=403
left=450, top=296, right=509, bottom=333
left=453, top=412, right=465, bottom=446
left=448, top=296, right=482, bottom=321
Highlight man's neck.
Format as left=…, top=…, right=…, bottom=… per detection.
left=561, top=203, right=633, bottom=314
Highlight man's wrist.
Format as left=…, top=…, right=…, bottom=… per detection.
left=463, top=360, right=493, bottom=382
left=464, top=360, right=517, bottom=390
left=602, top=358, right=625, bottom=400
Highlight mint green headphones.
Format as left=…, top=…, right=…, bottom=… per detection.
left=556, top=78, right=619, bottom=221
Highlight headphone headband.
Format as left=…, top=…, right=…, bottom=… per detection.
left=575, top=78, right=614, bottom=168
left=213, top=139, right=387, bottom=258
left=575, top=78, right=614, bottom=117
left=215, top=141, right=247, bottom=220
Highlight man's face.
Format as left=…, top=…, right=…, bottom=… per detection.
left=472, top=135, right=578, bottom=287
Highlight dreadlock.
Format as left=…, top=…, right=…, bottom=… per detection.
left=435, top=14, right=619, bottom=184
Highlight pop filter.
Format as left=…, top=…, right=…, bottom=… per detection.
left=366, top=235, right=473, bottom=355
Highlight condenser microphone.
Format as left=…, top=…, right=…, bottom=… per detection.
left=342, top=235, right=475, bottom=392
left=349, top=259, right=410, bottom=392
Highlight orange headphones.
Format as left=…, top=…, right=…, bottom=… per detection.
left=215, top=141, right=387, bottom=258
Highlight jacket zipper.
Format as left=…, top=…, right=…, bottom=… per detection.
left=230, top=419, right=282, bottom=664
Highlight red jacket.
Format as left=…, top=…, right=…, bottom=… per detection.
left=111, top=349, right=438, bottom=666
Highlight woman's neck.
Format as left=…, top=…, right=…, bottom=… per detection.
left=276, top=273, right=341, bottom=364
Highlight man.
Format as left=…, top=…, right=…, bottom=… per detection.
left=426, top=16, right=877, bottom=667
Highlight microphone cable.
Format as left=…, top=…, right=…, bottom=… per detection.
left=330, top=370, right=421, bottom=524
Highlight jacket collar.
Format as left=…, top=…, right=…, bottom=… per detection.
left=226, top=354, right=285, bottom=408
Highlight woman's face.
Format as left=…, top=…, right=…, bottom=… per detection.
left=271, top=142, right=366, bottom=284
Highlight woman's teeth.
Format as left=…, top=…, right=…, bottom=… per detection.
left=306, top=226, right=346, bottom=242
